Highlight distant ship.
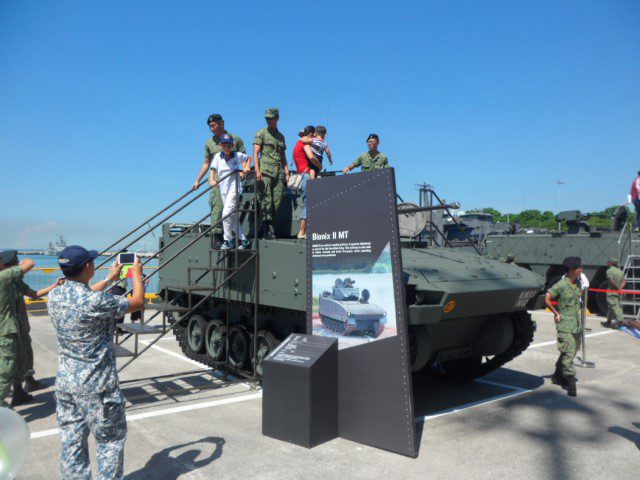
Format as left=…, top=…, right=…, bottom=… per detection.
left=45, top=235, right=67, bottom=256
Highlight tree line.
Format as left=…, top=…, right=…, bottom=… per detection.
left=465, top=206, right=633, bottom=230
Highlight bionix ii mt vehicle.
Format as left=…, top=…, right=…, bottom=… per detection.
left=156, top=175, right=545, bottom=381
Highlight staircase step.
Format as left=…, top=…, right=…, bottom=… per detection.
left=210, top=248, right=258, bottom=253
left=117, top=323, right=165, bottom=334
left=115, top=345, right=135, bottom=357
left=166, top=284, right=215, bottom=292
left=147, top=301, right=189, bottom=313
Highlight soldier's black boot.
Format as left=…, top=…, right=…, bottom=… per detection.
left=212, top=233, right=224, bottom=250
left=10, top=383, right=33, bottom=406
left=263, top=222, right=275, bottom=240
left=25, top=376, right=48, bottom=393
left=551, top=368, right=567, bottom=386
left=551, top=357, right=567, bottom=386
left=566, top=376, right=577, bottom=397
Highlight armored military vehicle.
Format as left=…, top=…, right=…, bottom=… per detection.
left=319, top=278, right=386, bottom=337
left=157, top=176, right=545, bottom=381
left=484, top=207, right=638, bottom=313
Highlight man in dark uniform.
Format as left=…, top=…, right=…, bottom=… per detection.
left=253, top=108, right=290, bottom=239
left=545, top=256, right=583, bottom=397
left=192, top=114, right=248, bottom=248
left=343, top=133, right=390, bottom=173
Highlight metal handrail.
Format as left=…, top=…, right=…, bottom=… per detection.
left=97, top=180, right=208, bottom=258
left=117, top=171, right=259, bottom=372
left=95, top=169, right=242, bottom=270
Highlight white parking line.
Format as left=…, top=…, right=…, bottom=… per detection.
left=529, top=329, right=616, bottom=349
left=136, top=340, right=247, bottom=385
left=30, top=391, right=263, bottom=440
left=415, top=379, right=531, bottom=422
left=138, top=340, right=209, bottom=369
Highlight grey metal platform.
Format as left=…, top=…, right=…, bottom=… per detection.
left=118, top=323, right=166, bottom=334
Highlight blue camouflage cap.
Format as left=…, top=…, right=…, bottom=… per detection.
left=0, top=249, right=18, bottom=264
left=58, top=245, right=99, bottom=270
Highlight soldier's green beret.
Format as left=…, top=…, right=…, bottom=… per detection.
left=265, top=108, right=279, bottom=118
left=207, top=114, right=223, bottom=124
left=507, top=253, right=515, bottom=260
left=609, top=257, right=619, bottom=264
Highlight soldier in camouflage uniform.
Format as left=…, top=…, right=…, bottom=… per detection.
left=0, top=251, right=36, bottom=407
left=343, top=133, right=390, bottom=173
left=602, top=257, right=640, bottom=331
left=602, top=258, right=625, bottom=328
left=48, top=245, right=145, bottom=479
left=192, top=114, right=247, bottom=247
left=6, top=250, right=63, bottom=402
left=253, top=108, right=290, bottom=239
left=545, top=256, right=583, bottom=397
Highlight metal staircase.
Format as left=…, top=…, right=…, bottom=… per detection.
left=97, top=170, right=261, bottom=380
left=621, top=254, right=640, bottom=323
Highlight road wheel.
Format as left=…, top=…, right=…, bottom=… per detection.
left=251, top=330, right=279, bottom=377
left=205, top=319, right=226, bottom=361
left=228, top=326, right=250, bottom=369
left=186, top=314, right=206, bottom=354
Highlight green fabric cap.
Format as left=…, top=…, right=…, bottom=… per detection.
left=609, top=257, right=619, bottom=264
left=507, top=253, right=515, bottom=260
left=265, top=108, right=279, bottom=118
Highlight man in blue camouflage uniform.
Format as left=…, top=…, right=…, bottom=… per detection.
left=48, top=245, right=145, bottom=479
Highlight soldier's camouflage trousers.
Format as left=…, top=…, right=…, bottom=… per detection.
left=56, top=387, right=127, bottom=480
left=0, top=334, right=18, bottom=407
left=16, top=315, right=35, bottom=380
left=556, top=331, right=581, bottom=377
left=209, top=186, right=223, bottom=235
left=258, top=173, right=285, bottom=223
left=606, top=294, right=624, bottom=323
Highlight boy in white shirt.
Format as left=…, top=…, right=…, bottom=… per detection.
left=210, top=134, right=251, bottom=250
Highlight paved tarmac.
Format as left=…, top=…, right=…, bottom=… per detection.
left=13, top=309, right=640, bottom=480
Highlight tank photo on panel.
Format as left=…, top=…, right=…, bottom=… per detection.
left=312, top=244, right=396, bottom=349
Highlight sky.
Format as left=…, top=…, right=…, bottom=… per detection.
left=1, top=0, right=639, bottom=249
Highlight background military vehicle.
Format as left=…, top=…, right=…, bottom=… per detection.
left=156, top=175, right=545, bottom=381
left=443, top=212, right=511, bottom=246
left=484, top=207, right=637, bottom=313
left=319, top=278, right=386, bottom=337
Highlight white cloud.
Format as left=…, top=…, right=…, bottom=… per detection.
left=17, top=221, right=64, bottom=245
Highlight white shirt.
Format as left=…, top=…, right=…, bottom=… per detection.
left=561, top=272, right=589, bottom=290
left=211, top=152, right=247, bottom=197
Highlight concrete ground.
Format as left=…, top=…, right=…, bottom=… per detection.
left=13, top=309, right=640, bottom=480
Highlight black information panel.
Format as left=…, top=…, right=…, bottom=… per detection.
left=306, top=169, right=417, bottom=457
left=262, top=334, right=338, bottom=448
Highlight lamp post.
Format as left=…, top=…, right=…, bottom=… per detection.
left=556, top=180, right=565, bottom=230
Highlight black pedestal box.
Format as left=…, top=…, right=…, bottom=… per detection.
left=262, top=334, right=338, bottom=448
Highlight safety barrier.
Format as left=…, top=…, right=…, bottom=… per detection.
left=24, top=266, right=159, bottom=311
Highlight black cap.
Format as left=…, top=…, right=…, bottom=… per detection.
left=366, top=133, right=379, bottom=142
left=207, top=114, right=223, bottom=124
left=58, top=245, right=99, bottom=271
left=562, top=256, right=582, bottom=270
left=0, top=249, right=18, bottom=265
